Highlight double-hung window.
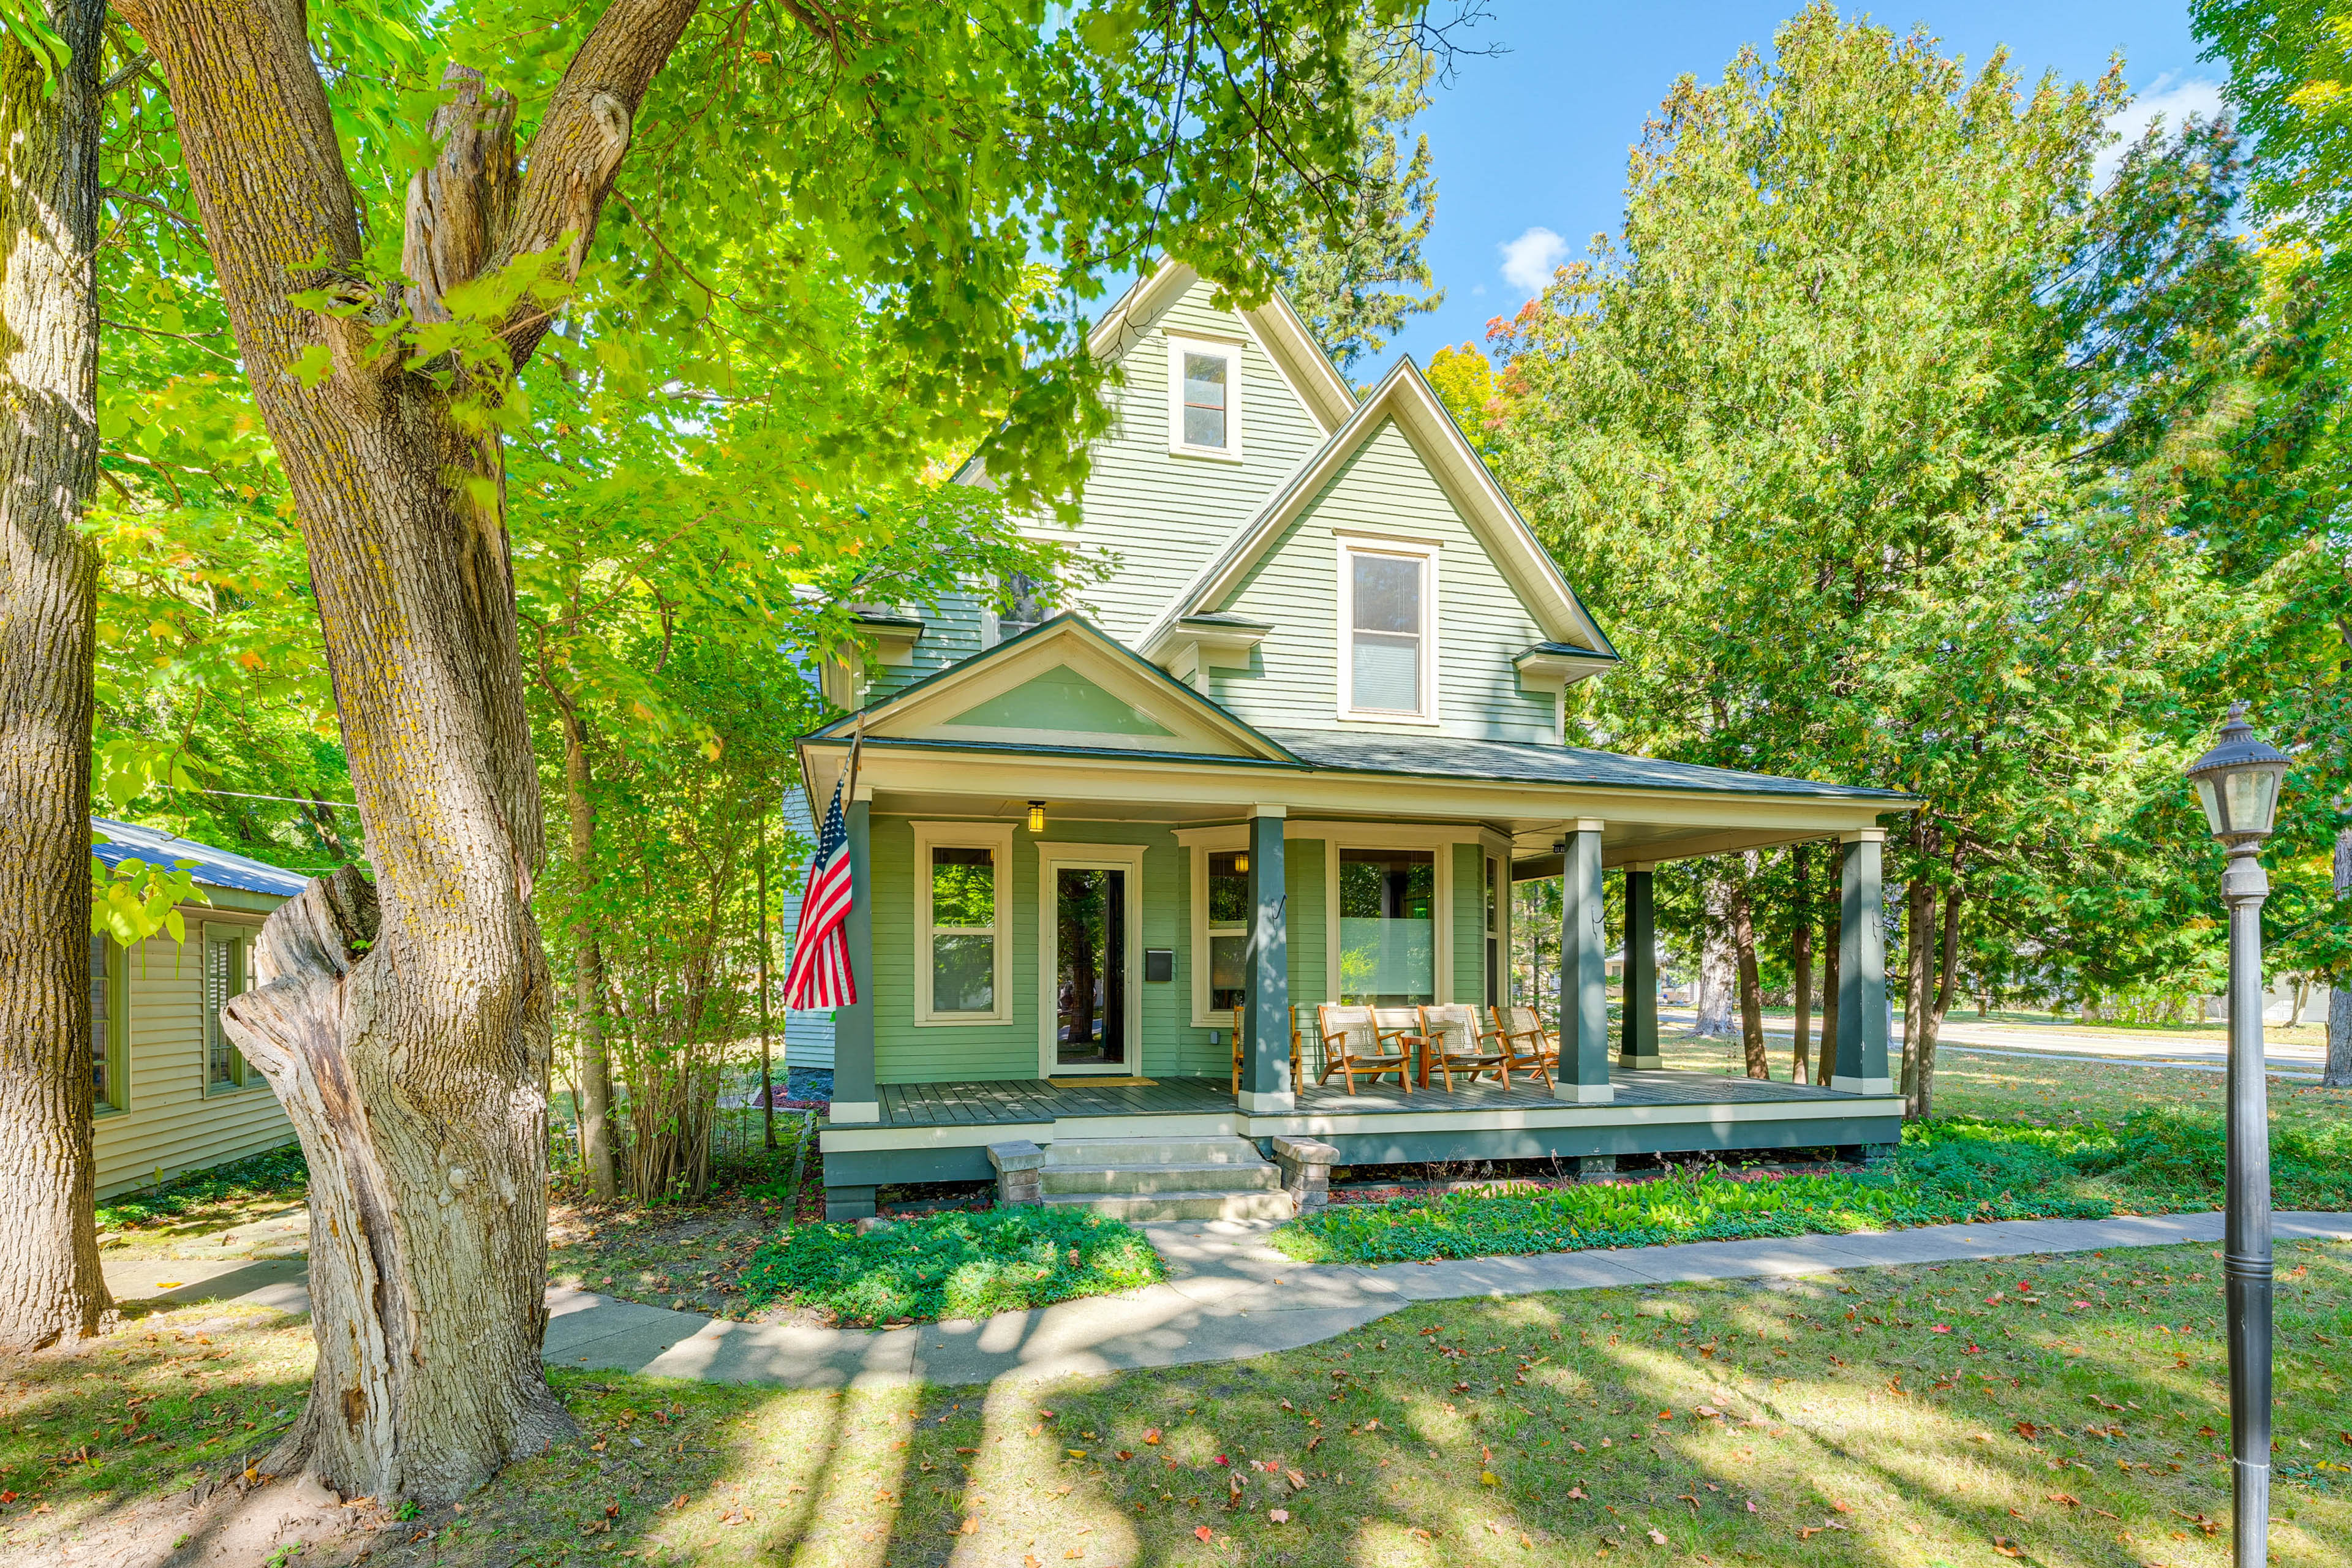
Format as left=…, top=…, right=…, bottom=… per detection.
left=1483, top=853, right=1502, bottom=1009
left=1340, top=540, right=1436, bottom=721
left=914, top=822, right=1014, bottom=1024
left=89, top=933, right=127, bottom=1113
left=1167, top=336, right=1243, bottom=459
left=204, top=924, right=251, bottom=1090
left=1205, top=850, right=1250, bottom=1014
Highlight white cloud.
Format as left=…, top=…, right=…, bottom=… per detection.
left=2098, top=73, right=2226, bottom=186
left=1498, top=226, right=1570, bottom=296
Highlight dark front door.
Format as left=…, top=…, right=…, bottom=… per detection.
left=1055, top=867, right=1126, bottom=1068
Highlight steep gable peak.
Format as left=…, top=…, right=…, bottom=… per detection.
left=1085, top=259, right=1357, bottom=435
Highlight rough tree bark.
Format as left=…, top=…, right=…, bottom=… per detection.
left=560, top=705, right=617, bottom=1201
left=1914, top=886, right=1962, bottom=1121
left=1899, top=873, right=1933, bottom=1114
left=1728, top=862, right=1768, bottom=1079
left=1789, top=845, right=1812, bottom=1084
left=0, top=0, right=109, bottom=1351
left=119, top=0, right=699, bottom=1502
left=2327, top=829, right=2351, bottom=1089
left=1695, top=880, right=1736, bottom=1038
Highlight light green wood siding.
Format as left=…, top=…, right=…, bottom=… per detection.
left=1057, top=290, right=1336, bottom=647
left=872, top=816, right=1192, bottom=1084
left=1207, top=417, right=1558, bottom=742
left=946, top=665, right=1175, bottom=734
left=1453, top=842, right=1485, bottom=1006
left=869, top=589, right=990, bottom=701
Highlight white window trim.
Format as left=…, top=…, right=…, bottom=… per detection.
left=1034, top=840, right=1149, bottom=1077
left=201, top=919, right=261, bottom=1094
left=1324, top=832, right=1453, bottom=1009
left=94, top=934, right=129, bottom=1117
left=1183, top=829, right=1253, bottom=1028
left=1336, top=537, right=1441, bottom=726
left=913, top=821, right=1016, bottom=1026
left=1166, top=334, right=1244, bottom=462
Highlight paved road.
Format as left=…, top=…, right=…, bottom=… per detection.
left=104, top=1209, right=2352, bottom=1392
left=1662, top=1008, right=2331, bottom=1079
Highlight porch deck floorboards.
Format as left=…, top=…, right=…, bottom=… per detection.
left=845, top=1069, right=1854, bottom=1130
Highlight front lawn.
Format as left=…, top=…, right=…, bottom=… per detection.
left=10, top=1240, right=2345, bottom=1568
left=739, top=1205, right=1166, bottom=1326
left=1274, top=1111, right=2352, bottom=1267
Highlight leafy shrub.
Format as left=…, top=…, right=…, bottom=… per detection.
left=740, top=1206, right=1163, bottom=1326
left=1273, top=1125, right=2119, bottom=1266
left=2095, top=1108, right=2352, bottom=1210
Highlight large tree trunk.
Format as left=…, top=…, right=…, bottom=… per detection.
left=561, top=707, right=617, bottom=1201
left=1789, top=845, right=1812, bottom=1084
left=0, top=0, right=108, bottom=1351
left=1899, top=875, right=1933, bottom=1114
left=2328, top=829, right=2352, bottom=1089
left=1695, top=880, right=1736, bottom=1038
left=121, top=0, right=698, bottom=1503
left=1728, top=866, right=1768, bottom=1079
left=1915, top=888, right=1962, bottom=1121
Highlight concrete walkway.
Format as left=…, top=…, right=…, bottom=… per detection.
left=103, top=1210, right=2352, bottom=1392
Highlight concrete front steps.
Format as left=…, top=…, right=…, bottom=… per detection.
left=1035, top=1136, right=1292, bottom=1221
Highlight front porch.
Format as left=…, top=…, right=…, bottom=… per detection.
left=818, top=1068, right=1904, bottom=1196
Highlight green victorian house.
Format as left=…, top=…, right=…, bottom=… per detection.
left=797, top=262, right=1913, bottom=1220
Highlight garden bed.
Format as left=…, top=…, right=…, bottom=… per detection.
left=1272, top=1109, right=2352, bottom=1266
left=737, top=1205, right=1164, bottom=1326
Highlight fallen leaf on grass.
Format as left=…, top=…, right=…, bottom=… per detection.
left=2048, top=1493, right=2079, bottom=1507
left=1268, top=1509, right=1290, bottom=1524
left=1831, top=1501, right=1853, bottom=1513
left=1648, top=1529, right=1668, bottom=1545
left=958, top=1517, right=978, bottom=1535
left=1194, top=1526, right=1213, bottom=1542
left=1142, top=1428, right=1160, bottom=1445
left=1679, top=1495, right=1700, bottom=1512
left=1992, top=1537, right=2023, bottom=1558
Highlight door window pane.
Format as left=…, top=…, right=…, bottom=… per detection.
left=1182, top=352, right=1228, bottom=448
left=1338, top=848, right=1436, bottom=1006
left=1056, top=869, right=1126, bottom=1066
left=1350, top=553, right=1423, bottom=712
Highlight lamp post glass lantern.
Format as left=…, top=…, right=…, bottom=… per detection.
left=2185, top=703, right=2290, bottom=1568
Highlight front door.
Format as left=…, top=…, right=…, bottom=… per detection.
left=1038, top=843, right=1146, bottom=1077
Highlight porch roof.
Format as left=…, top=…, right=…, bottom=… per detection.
left=1260, top=729, right=1907, bottom=804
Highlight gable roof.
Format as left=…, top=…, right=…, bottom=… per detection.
left=801, top=613, right=1300, bottom=787
left=91, top=816, right=311, bottom=898
left=1085, top=258, right=1358, bottom=434
left=1135, top=356, right=1618, bottom=667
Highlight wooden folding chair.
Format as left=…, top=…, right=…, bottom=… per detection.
left=1315, top=1004, right=1414, bottom=1096
left=1417, top=1003, right=1513, bottom=1090
left=1228, top=1005, right=1303, bottom=1094
left=1488, top=1005, right=1558, bottom=1095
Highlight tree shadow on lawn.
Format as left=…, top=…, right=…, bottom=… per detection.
left=347, top=1240, right=2350, bottom=1568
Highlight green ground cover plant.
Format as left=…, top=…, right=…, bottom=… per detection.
left=93, top=1145, right=306, bottom=1234
left=1273, top=1113, right=2352, bottom=1267
left=738, top=1205, right=1164, bottom=1326
left=9, top=1242, right=2344, bottom=1567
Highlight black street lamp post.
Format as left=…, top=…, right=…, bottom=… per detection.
left=2184, top=703, right=2292, bottom=1568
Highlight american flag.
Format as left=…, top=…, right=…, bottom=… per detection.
left=782, top=770, right=858, bottom=1010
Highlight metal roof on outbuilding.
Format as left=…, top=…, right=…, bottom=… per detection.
left=91, top=816, right=312, bottom=899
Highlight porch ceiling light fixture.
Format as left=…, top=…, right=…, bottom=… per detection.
left=1233, top=851, right=1248, bottom=872
left=1027, top=801, right=1047, bottom=834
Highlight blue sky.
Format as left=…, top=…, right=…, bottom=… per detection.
left=1360, top=0, right=2218, bottom=381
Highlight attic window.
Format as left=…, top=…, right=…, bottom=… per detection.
left=1167, top=336, right=1242, bottom=458
left=1340, top=540, right=1438, bottom=721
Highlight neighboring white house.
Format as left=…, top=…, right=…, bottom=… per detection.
left=2203, top=979, right=2334, bottom=1027
left=89, top=817, right=304, bottom=1198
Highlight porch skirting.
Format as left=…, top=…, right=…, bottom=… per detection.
left=819, top=1069, right=1903, bottom=1191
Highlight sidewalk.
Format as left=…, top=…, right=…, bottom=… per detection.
left=104, top=1209, right=2352, bottom=1392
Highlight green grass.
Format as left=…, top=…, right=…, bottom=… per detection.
left=14, top=1241, right=2345, bottom=1568
left=738, top=1205, right=1165, bottom=1326
left=1273, top=1111, right=2352, bottom=1267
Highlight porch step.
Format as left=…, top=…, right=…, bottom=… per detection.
left=1031, top=1136, right=1293, bottom=1221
